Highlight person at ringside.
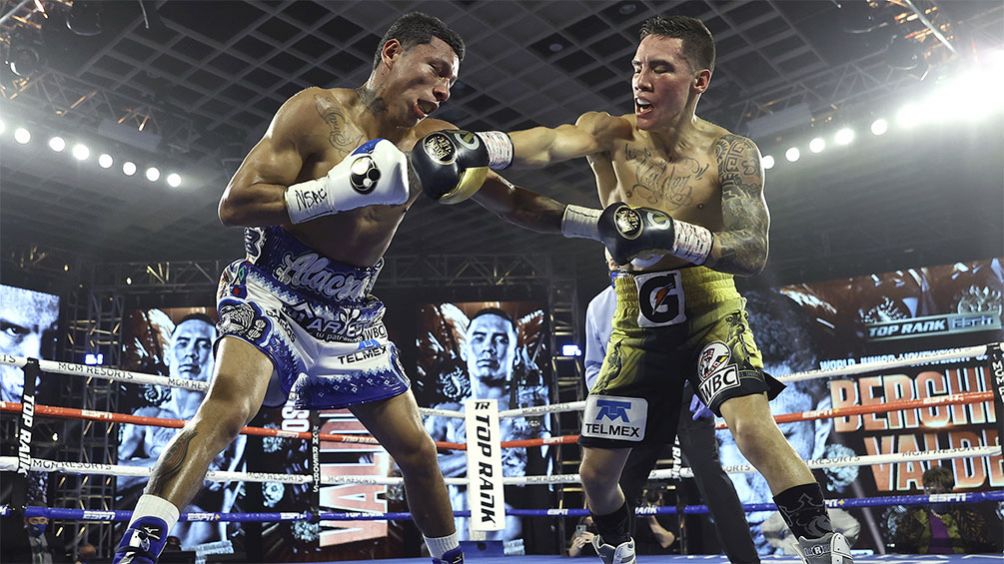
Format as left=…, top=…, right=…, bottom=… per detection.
left=417, top=15, right=852, bottom=564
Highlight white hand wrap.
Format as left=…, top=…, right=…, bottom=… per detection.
left=475, top=131, right=514, bottom=170
left=284, top=138, right=409, bottom=224
left=672, top=221, right=714, bottom=265
left=561, top=205, right=602, bottom=240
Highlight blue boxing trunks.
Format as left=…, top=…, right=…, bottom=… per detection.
left=216, top=226, right=408, bottom=410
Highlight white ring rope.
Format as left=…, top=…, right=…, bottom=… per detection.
left=3, top=445, right=995, bottom=488
left=4, top=341, right=996, bottom=421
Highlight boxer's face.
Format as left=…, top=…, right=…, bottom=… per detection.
left=632, top=35, right=707, bottom=130
left=0, top=289, right=59, bottom=402
left=466, top=314, right=516, bottom=385
left=167, top=319, right=215, bottom=382
left=383, top=37, right=459, bottom=126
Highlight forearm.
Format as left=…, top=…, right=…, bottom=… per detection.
left=218, top=182, right=291, bottom=227
left=649, top=522, right=676, bottom=548
left=508, top=124, right=597, bottom=169
left=472, top=176, right=565, bottom=234
left=705, top=229, right=768, bottom=276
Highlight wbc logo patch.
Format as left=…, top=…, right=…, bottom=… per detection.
left=697, top=341, right=739, bottom=405
left=581, top=395, right=647, bottom=442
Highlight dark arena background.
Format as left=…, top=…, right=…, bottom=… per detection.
left=1, top=1, right=1002, bottom=563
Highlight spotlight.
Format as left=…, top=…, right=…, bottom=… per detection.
left=145, top=167, right=160, bottom=182
left=8, top=45, right=41, bottom=78
left=896, top=104, right=923, bottom=128
left=67, top=0, right=103, bottom=36
left=14, top=127, right=30, bottom=144
left=870, top=118, right=889, bottom=136
left=834, top=128, right=855, bottom=146
left=809, top=137, right=826, bottom=154
left=761, top=155, right=775, bottom=170
left=72, top=143, right=90, bottom=161
left=125, top=277, right=132, bottom=285
left=166, top=173, right=182, bottom=188
left=122, top=161, right=137, bottom=176
left=785, top=147, right=800, bottom=162
left=98, top=154, right=114, bottom=168
left=48, top=136, right=66, bottom=152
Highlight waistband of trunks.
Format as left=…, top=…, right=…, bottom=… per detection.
left=613, top=265, right=739, bottom=309
left=242, top=226, right=383, bottom=303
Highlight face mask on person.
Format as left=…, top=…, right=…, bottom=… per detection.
left=27, top=523, right=46, bottom=537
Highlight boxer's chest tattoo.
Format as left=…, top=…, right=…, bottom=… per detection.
left=621, top=143, right=710, bottom=210
left=314, top=95, right=363, bottom=152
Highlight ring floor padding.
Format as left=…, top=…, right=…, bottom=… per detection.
left=330, top=555, right=1003, bottom=563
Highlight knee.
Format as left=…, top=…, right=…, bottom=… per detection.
left=729, top=419, right=773, bottom=463
left=578, top=460, right=603, bottom=490
left=394, top=436, right=439, bottom=476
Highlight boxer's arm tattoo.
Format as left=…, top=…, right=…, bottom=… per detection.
left=710, top=134, right=769, bottom=275
left=147, top=429, right=196, bottom=496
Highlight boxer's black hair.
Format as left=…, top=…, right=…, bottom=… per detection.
left=469, top=307, right=515, bottom=330
left=640, top=15, right=716, bottom=73
left=175, top=313, right=216, bottom=332
left=372, top=12, right=465, bottom=70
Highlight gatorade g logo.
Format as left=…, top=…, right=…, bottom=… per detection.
left=423, top=132, right=456, bottom=164
left=634, top=270, right=686, bottom=327
left=614, top=206, right=642, bottom=239
left=595, top=399, right=632, bottom=422
left=349, top=155, right=380, bottom=194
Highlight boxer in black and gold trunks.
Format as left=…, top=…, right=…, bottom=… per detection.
left=426, top=14, right=853, bottom=564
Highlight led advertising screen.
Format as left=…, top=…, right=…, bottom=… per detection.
left=415, top=301, right=552, bottom=544
left=116, top=307, right=245, bottom=553
left=726, top=258, right=1002, bottom=555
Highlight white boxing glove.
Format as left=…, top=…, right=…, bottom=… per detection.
left=284, top=138, right=409, bottom=224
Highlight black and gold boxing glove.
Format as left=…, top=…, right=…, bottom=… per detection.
left=410, top=129, right=512, bottom=204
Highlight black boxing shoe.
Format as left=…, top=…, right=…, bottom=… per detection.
left=112, top=516, right=168, bottom=564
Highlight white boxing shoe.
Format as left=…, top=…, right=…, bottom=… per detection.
left=591, top=535, right=636, bottom=564
left=794, top=532, right=853, bottom=563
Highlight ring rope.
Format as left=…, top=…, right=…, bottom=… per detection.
left=2, top=445, right=994, bottom=487
left=5, top=490, right=1001, bottom=523
left=3, top=342, right=994, bottom=406
left=0, top=401, right=466, bottom=452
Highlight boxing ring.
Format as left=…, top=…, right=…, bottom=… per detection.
left=1, top=342, right=1002, bottom=563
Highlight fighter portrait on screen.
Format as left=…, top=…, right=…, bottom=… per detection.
left=117, top=308, right=246, bottom=549
left=416, top=302, right=552, bottom=541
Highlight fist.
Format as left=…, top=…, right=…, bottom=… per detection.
left=598, top=203, right=676, bottom=265
left=410, top=130, right=490, bottom=204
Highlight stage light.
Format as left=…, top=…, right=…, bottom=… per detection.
left=72, top=143, right=90, bottom=161
left=48, top=136, right=66, bottom=152
left=870, top=118, right=889, bottom=136
left=896, top=103, right=923, bottom=128
left=785, top=147, right=800, bottom=162
left=9, top=45, right=41, bottom=78
left=84, top=353, right=103, bottom=365
left=145, top=167, right=160, bottom=182
left=562, top=344, right=582, bottom=357
left=835, top=128, right=855, bottom=146
left=762, top=155, right=775, bottom=170
left=809, top=137, right=826, bottom=154
left=125, top=277, right=132, bottom=285
left=98, top=154, right=113, bottom=168
left=14, top=127, right=31, bottom=144
left=166, top=173, right=182, bottom=187
left=122, top=161, right=137, bottom=176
